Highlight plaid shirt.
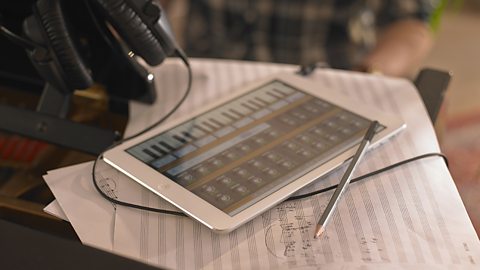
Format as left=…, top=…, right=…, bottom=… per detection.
left=184, top=0, right=437, bottom=69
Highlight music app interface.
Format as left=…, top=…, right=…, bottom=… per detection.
left=127, top=81, right=371, bottom=215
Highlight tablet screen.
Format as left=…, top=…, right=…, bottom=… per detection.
left=126, top=81, right=374, bottom=216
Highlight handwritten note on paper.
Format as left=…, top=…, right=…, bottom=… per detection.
left=43, top=161, right=120, bottom=251
left=110, top=59, right=480, bottom=269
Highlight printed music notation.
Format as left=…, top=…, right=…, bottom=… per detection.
left=265, top=200, right=388, bottom=265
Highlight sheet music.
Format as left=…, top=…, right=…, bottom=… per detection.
left=110, top=59, right=480, bottom=269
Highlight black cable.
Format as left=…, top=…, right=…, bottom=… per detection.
left=91, top=48, right=192, bottom=217
left=0, top=25, right=39, bottom=51
left=286, top=152, right=448, bottom=201
left=89, top=53, right=449, bottom=217
left=93, top=149, right=448, bottom=217
left=123, top=50, right=191, bottom=142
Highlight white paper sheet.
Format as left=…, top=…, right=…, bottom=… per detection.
left=43, top=161, right=118, bottom=251
left=44, top=200, right=68, bottom=222
left=41, top=59, right=480, bottom=269
left=109, top=60, right=480, bottom=269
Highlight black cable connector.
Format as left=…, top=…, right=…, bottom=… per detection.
left=296, top=62, right=329, bottom=76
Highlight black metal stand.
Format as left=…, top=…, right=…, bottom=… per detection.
left=0, top=48, right=159, bottom=155
left=0, top=16, right=160, bottom=155
left=0, top=0, right=161, bottom=155
left=413, top=68, right=451, bottom=123
left=0, top=83, right=119, bottom=155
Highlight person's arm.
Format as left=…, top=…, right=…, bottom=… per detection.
left=358, top=19, right=434, bottom=77
left=158, top=0, right=172, bottom=9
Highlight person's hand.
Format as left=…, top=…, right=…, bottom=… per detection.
left=358, top=19, right=434, bottom=77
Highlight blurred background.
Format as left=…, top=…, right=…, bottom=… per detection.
left=423, top=0, right=480, bottom=237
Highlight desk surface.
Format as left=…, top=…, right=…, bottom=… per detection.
left=44, top=59, right=480, bottom=269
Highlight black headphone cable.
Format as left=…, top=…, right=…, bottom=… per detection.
left=91, top=47, right=192, bottom=217
left=89, top=54, right=449, bottom=219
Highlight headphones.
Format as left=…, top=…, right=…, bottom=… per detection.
left=20, top=0, right=178, bottom=94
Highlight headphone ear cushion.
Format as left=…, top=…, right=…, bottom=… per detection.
left=35, top=0, right=93, bottom=90
left=94, top=0, right=166, bottom=66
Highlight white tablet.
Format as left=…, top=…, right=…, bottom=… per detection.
left=103, top=73, right=405, bottom=232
